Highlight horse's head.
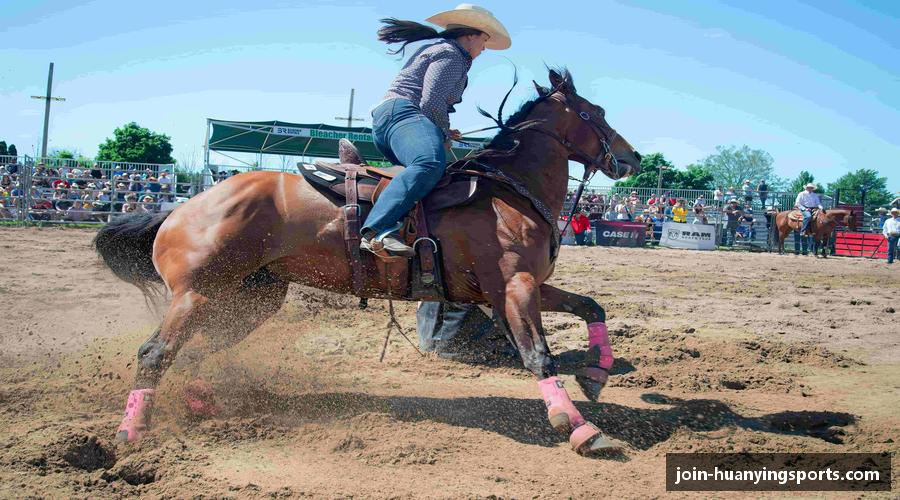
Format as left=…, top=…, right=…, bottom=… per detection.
left=532, top=69, right=641, bottom=181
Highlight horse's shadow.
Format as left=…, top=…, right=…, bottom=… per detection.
left=215, top=386, right=855, bottom=452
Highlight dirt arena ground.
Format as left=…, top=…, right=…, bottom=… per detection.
left=0, top=226, right=897, bottom=498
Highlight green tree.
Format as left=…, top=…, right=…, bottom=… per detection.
left=788, top=170, right=823, bottom=193
left=699, top=145, right=776, bottom=190
left=614, top=152, right=676, bottom=189
left=826, top=169, right=892, bottom=209
left=614, top=152, right=714, bottom=190
left=96, top=122, right=174, bottom=164
left=50, top=148, right=76, bottom=159
left=0, top=141, right=7, bottom=156
left=7, top=144, right=17, bottom=157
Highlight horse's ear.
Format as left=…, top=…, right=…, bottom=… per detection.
left=533, top=80, right=550, bottom=97
left=548, top=69, right=573, bottom=94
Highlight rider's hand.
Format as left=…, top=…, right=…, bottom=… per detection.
left=448, top=129, right=462, bottom=140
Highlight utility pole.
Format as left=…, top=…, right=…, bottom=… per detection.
left=335, top=88, right=365, bottom=128
left=656, top=164, right=670, bottom=195
left=30, top=63, right=67, bottom=159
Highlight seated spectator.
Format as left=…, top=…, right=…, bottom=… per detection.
left=90, top=164, right=103, bottom=179
left=146, top=177, right=161, bottom=193
left=664, top=203, right=674, bottom=221
left=0, top=174, right=11, bottom=191
left=0, top=200, right=13, bottom=220
left=65, top=200, right=92, bottom=222
left=603, top=205, right=616, bottom=221
left=122, top=194, right=140, bottom=213
left=628, top=191, right=640, bottom=207
left=128, top=174, right=143, bottom=193
left=141, top=195, right=157, bottom=213
left=30, top=193, right=54, bottom=221
left=694, top=194, right=706, bottom=207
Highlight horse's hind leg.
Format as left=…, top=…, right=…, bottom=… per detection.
left=489, top=272, right=617, bottom=454
left=117, top=290, right=212, bottom=442
left=538, top=284, right=610, bottom=403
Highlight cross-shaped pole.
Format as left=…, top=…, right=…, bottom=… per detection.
left=335, top=88, right=365, bottom=128
left=30, top=62, right=66, bottom=159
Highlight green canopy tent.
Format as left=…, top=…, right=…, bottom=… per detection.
left=205, top=119, right=489, bottom=166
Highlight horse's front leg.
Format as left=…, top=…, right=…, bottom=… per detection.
left=539, top=284, right=611, bottom=402
left=494, top=272, right=618, bottom=454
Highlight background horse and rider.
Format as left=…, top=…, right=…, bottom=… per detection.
left=772, top=207, right=855, bottom=257
left=93, top=69, right=642, bottom=455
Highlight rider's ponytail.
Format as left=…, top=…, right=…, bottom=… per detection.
left=378, top=18, right=483, bottom=56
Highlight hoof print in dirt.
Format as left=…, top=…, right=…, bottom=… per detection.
left=720, top=380, right=747, bottom=391
left=101, top=455, right=158, bottom=485
left=764, top=411, right=855, bottom=444
left=62, top=435, right=116, bottom=471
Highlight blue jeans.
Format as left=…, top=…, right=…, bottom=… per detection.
left=362, top=98, right=446, bottom=234
left=800, top=208, right=812, bottom=233
left=888, top=236, right=898, bottom=264
left=416, top=302, right=498, bottom=352
left=794, top=231, right=811, bottom=254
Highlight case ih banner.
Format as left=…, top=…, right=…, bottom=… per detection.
left=593, top=221, right=647, bottom=247
left=660, top=222, right=717, bottom=250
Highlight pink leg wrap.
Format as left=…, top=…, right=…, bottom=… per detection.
left=588, top=322, right=614, bottom=370
left=116, top=388, right=155, bottom=442
left=539, top=376, right=586, bottom=429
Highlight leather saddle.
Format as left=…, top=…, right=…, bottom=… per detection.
left=788, top=209, right=804, bottom=222
left=297, top=139, right=483, bottom=301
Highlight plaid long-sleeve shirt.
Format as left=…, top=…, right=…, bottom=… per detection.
left=383, top=39, right=472, bottom=139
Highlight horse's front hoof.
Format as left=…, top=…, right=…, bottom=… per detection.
left=569, top=423, right=622, bottom=455
left=575, top=367, right=608, bottom=402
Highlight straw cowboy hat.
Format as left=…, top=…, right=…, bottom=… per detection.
left=805, top=183, right=816, bottom=189
left=891, top=208, right=900, bottom=215
left=426, top=4, right=511, bottom=50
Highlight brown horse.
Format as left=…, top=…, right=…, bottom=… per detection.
left=94, top=69, right=642, bottom=455
left=773, top=208, right=855, bottom=257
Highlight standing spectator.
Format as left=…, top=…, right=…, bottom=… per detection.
left=603, top=204, right=616, bottom=221
left=742, top=179, right=754, bottom=205
left=757, top=179, right=768, bottom=207
left=875, top=208, right=889, bottom=230
left=571, top=210, right=591, bottom=246
left=615, top=200, right=631, bottom=221
left=672, top=198, right=688, bottom=223
left=663, top=202, right=674, bottom=221
left=883, top=208, right=900, bottom=265
left=714, top=187, right=724, bottom=207
left=628, top=191, right=641, bottom=207
left=90, top=163, right=103, bottom=179
left=692, top=205, right=708, bottom=224
left=742, top=202, right=755, bottom=240
left=122, top=194, right=140, bottom=213
left=724, top=199, right=743, bottom=246
left=694, top=194, right=706, bottom=207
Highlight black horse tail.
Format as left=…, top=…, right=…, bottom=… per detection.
left=93, top=211, right=171, bottom=298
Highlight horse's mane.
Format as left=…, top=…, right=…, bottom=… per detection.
left=472, top=68, right=576, bottom=159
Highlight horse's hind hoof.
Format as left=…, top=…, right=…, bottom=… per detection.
left=575, top=367, right=608, bottom=402
left=569, top=423, right=622, bottom=455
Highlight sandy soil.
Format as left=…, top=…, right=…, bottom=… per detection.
left=0, top=226, right=897, bottom=498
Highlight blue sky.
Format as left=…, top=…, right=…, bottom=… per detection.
left=1, top=0, right=898, bottom=191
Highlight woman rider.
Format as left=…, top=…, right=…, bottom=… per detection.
left=361, top=4, right=511, bottom=257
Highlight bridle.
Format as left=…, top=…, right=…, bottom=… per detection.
left=522, top=92, right=623, bottom=181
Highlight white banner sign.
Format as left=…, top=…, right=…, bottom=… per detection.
left=660, top=222, right=717, bottom=250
